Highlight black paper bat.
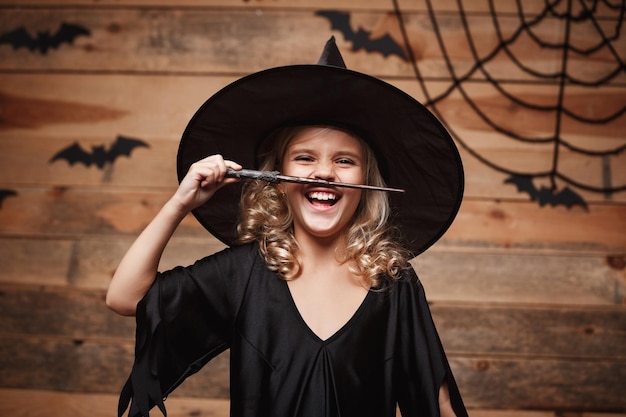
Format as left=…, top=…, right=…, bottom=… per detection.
left=315, top=10, right=407, bottom=60
left=504, top=175, right=588, bottom=210
left=0, top=22, right=90, bottom=54
left=0, top=189, right=17, bottom=209
left=50, top=136, right=149, bottom=169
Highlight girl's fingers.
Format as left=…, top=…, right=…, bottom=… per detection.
left=195, top=158, right=242, bottom=187
left=175, top=156, right=242, bottom=210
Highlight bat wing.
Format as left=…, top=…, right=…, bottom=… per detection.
left=49, top=22, right=91, bottom=49
left=106, top=135, right=149, bottom=163
left=352, top=28, right=407, bottom=60
left=316, top=11, right=354, bottom=41
left=0, top=189, right=17, bottom=209
left=506, top=175, right=588, bottom=210
left=50, top=142, right=94, bottom=166
left=504, top=175, right=539, bottom=199
left=547, top=186, right=588, bottom=210
left=0, top=27, right=36, bottom=51
left=316, top=10, right=407, bottom=60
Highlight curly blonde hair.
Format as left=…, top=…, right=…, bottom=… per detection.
left=237, top=126, right=410, bottom=288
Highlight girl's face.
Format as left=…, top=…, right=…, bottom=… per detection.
left=280, top=127, right=365, bottom=244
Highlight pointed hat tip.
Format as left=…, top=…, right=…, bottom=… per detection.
left=317, top=36, right=347, bottom=68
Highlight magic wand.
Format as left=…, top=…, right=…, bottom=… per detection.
left=225, top=168, right=405, bottom=193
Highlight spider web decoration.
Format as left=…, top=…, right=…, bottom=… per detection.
left=390, top=0, right=626, bottom=209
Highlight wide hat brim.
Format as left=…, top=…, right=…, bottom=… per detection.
left=178, top=42, right=464, bottom=256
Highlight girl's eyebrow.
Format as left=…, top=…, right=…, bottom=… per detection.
left=288, top=147, right=363, bottom=161
left=287, top=147, right=316, bottom=156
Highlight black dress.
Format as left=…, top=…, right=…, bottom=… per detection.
left=118, top=243, right=468, bottom=417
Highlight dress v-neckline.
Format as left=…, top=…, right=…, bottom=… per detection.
left=282, top=279, right=372, bottom=343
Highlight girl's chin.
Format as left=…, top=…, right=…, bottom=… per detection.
left=296, top=219, right=349, bottom=239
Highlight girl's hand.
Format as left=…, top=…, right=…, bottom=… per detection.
left=171, top=155, right=241, bottom=213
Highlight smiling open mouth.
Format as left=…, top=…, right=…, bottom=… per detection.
left=306, top=191, right=339, bottom=207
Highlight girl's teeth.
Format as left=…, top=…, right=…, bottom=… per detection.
left=309, top=191, right=336, bottom=201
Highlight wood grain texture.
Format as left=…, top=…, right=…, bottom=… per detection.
left=1, top=70, right=622, bottom=203
left=3, top=388, right=622, bottom=417
left=1, top=333, right=624, bottom=410
left=0, top=282, right=623, bottom=410
left=0, top=237, right=622, bottom=306
left=0, top=6, right=622, bottom=83
left=0, top=0, right=558, bottom=12
left=0, top=388, right=231, bottom=417
left=0, top=0, right=620, bottom=17
left=414, top=249, right=625, bottom=305
left=2, top=283, right=624, bottom=354
left=0, top=334, right=231, bottom=398
left=2, top=187, right=624, bottom=249
left=451, top=356, right=626, bottom=410
left=0, top=1, right=624, bottom=414
left=445, top=199, right=626, bottom=251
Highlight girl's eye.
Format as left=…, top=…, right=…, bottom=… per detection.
left=337, top=158, right=356, bottom=165
left=294, top=155, right=314, bottom=162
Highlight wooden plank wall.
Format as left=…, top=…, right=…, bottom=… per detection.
left=0, top=0, right=624, bottom=416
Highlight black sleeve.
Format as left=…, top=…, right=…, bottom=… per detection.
left=118, top=244, right=258, bottom=417
left=395, top=269, right=468, bottom=417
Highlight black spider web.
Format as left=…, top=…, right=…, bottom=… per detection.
left=392, top=0, right=626, bottom=201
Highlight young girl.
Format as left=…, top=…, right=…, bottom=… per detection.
left=107, top=38, right=467, bottom=417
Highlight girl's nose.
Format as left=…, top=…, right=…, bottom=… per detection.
left=313, top=161, right=334, bottom=180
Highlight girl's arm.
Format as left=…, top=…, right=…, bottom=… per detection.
left=439, top=383, right=457, bottom=417
left=105, top=155, right=241, bottom=316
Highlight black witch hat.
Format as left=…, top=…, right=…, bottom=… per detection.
left=177, top=37, right=464, bottom=255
